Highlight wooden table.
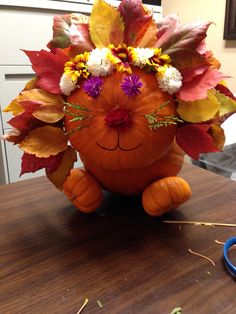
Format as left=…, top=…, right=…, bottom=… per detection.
left=0, top=163, right=236, bottom=314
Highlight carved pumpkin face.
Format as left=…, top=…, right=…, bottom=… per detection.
left=64, top=68, right=177, bottom=171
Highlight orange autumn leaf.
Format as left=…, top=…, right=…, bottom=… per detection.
left=3, top=98, right=24, bottom=116
left=46, top=146, right=77, bottom=189
left=19, top=126, right=67, bottom=158
left=17, top=89, right=65, bottom=123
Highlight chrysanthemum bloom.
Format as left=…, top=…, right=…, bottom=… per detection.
left=64, top=52, right=90, bottom=82
left=87, top=48, right=114, bottom=77
left=131, top=48, right=154, bottom=68
left=59, top=73, right=78, bottom=96
left=107, top=44, right=134, bottom=73
left=82, top=76, right=103, bottom=98
left=157, top=67, right=183, bottom=94
left=121, top=74, right=143, bottom=97
left=146, top=48, right=171, bottom=72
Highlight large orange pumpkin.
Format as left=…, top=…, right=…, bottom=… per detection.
left=63, top=67, right=191, bottom=215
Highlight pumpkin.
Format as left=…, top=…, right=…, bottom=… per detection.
left=142, top=176, right=192, bottom=216
left=63, top=168, right=103, bottom=213
left=64, top=67, right=191, bottom=215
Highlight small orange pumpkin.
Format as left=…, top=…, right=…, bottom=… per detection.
left=63, top=168, right=103, bottom=213
left=142, top=176, right=192, bottom=216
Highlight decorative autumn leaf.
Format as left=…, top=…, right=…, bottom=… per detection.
left=177, top=68, right=226, bottom=101
left=8, top=111, right=34, bottom=130
left=118, top=0, right=156, bottom=47
left=170, top=49, right=206, bottom=71
left=3, top=99, right=24, bottom=116
left=47, top=13, right=94, bottom=53
left=176, top=124, right=220, bottom=159
left=208, top=123, right=225, bottom=150
left=3, top=77, right=39, bottom=116
left=155, top=15, right=179, bottom=47
left=23, top=49, right=68, bottom=94
left=20, top=152, right=63, bottom=176
left=17, top=89, right=65, bottom=123
left=161, top=21, right=212, bottom=56
left=215, top=83, right=236, bottom=101
left=46, top=146, right=77, bottom=190
left=89, top=0, right=124, bottom=48
left=214, top=90, right=236, bottom=118
left=19, top=126, right=67, bottom=158
left=177, top=91, right=220, bottom=123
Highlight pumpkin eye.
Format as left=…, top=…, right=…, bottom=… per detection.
left=104, top=108, right=131, bottom=131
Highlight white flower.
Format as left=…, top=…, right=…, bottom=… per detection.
left=87, top=48, right=114, bottom=76
left=132, top=48, right=154, bottom=68
left=59, top=73, right=78, bottom=96
left=157, top=67, right=182, bottom=94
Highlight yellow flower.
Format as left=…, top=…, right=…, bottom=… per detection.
left=64, top=52, right=90, bottom=82
left=107, top=44, right=134, bottom=73
left=147, top=48, right=171, bottom=71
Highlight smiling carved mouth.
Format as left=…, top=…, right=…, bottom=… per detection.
left=96, top=132, right=142, bottom=151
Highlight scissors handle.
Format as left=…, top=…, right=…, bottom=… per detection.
left=223, top=237, right=236, bottom=276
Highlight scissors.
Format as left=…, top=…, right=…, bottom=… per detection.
left=223, top=237, right=236, bottom=277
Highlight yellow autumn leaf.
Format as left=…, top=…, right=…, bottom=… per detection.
left=17, top=89, right=65, bottom=123
left=46, top=146, right=77, bottom=190
left=3, top=98, right=24, bottom=115
left=89, top=0, right=124, bottom=48
left=177, top=91, right=220, bottom=123
left=214, top=90, right=236, bottom=117
left=19, top=126, right=67, bottom=158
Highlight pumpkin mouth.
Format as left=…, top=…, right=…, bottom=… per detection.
left=96, top=132, right=142, bottom=151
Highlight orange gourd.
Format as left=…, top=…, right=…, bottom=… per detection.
left=63, top=67, right=191, bottom=215
left=142, top=177, right=192, bottom=216
left=63, top=168, right=103, bottom=213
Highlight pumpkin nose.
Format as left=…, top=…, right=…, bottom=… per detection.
left=105, top=108, right=131, bottom=131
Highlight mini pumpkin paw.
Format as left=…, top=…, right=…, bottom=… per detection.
left=63, top=168, right=103, bottom=213
left=142, top=176, right=191, bottom=216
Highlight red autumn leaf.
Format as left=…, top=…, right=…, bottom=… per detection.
left=161, top=21, right=212, bottom=56
left=177, top=68, right=226, bottom=101
left=23, top=49, right=68, bottom=94
left=176, top=124, right=220, bottom=160
left=215, top=84, right=236, bottom=101
left=170, top=49, right=207, bottom=71
left=118, top=0, right=156, bottom=47
left=8, top=111, right=34, bottom=130
left=20, top=152, right=63, bottom=176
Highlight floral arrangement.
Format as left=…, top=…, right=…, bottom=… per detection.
left=2, top=0, right=236, bottom=215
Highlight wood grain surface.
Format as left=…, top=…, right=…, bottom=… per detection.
left=0, top=163, right=236, bottom=314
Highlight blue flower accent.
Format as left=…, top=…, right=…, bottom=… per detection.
left=121, top=74, right=143, bottom=97
left=83, top=76, right=103, bottom=98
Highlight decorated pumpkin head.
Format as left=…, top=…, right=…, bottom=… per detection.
left=2, top=0, right=236, bottom=215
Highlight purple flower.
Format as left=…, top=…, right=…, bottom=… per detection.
left=121, top=74, right=143, bottom=97
left=83, top=76, right=103, bottom=98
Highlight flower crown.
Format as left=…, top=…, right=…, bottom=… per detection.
left=2, top=0, right=236, bottom=188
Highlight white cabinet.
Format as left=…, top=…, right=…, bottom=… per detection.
left=0, top=0, right=162, bottom=184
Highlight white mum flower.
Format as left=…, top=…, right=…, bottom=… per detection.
left=132, top=48, right=154, bottom=68
left=59, top=73, right=78, bottom=96
left=157, top=67, right=182, bottom=94
left=87, top=48, right=114, bottom=77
